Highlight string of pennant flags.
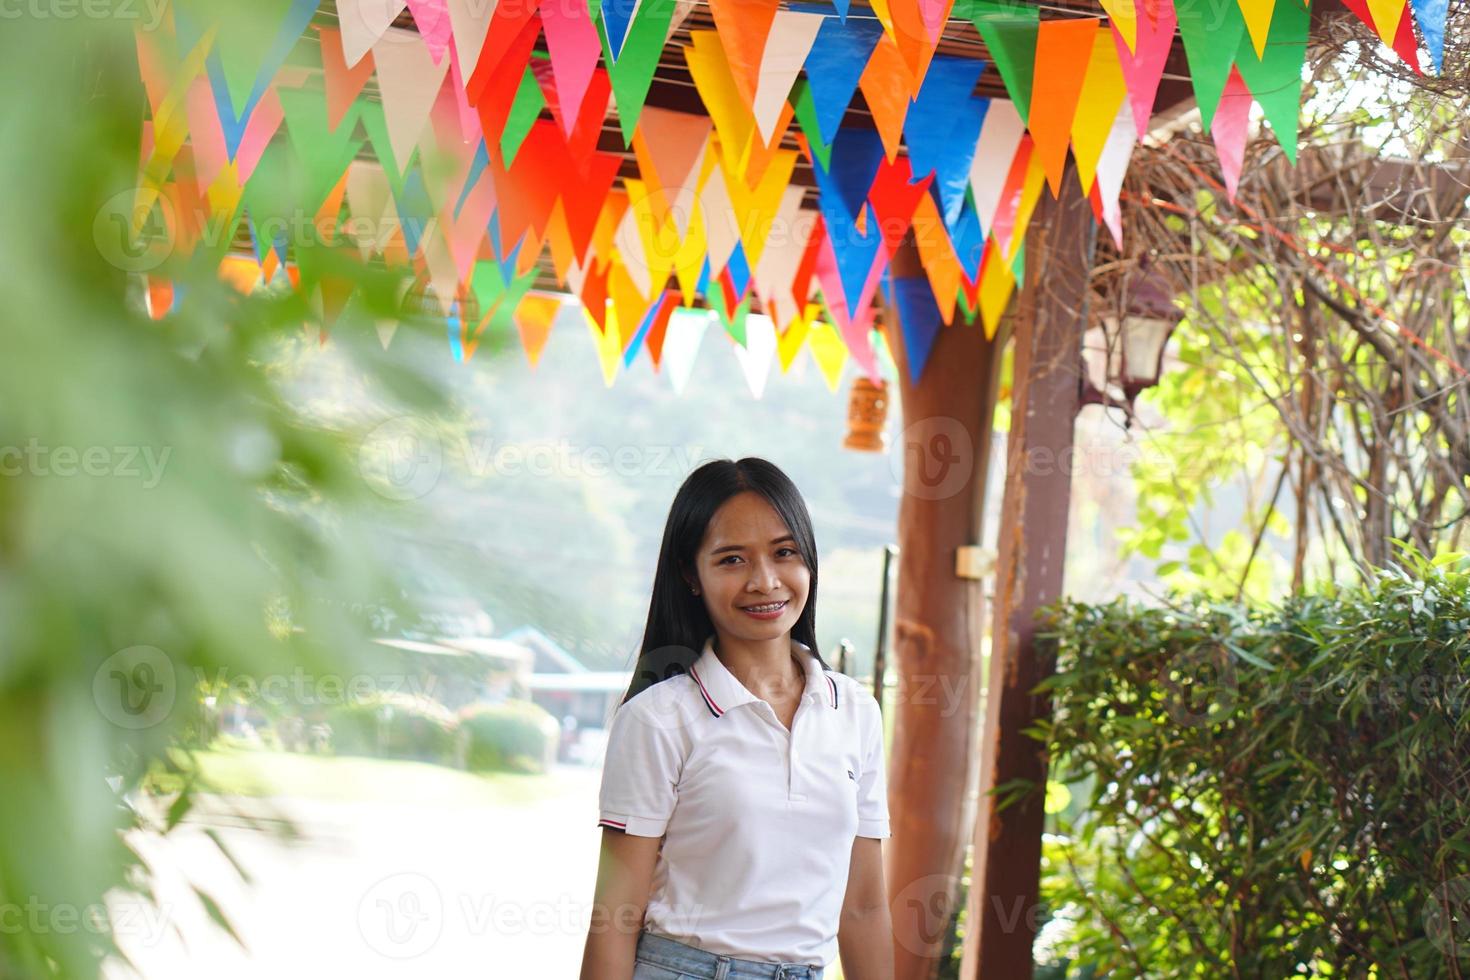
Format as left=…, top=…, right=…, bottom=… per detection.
left=130, top=0, right=1444, bottom=391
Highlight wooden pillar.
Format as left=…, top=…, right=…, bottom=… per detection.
left=960, top=161, right=1094, bottom=979
left=881, top=234, right=1005, bottom=980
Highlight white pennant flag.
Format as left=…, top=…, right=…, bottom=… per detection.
left=663, top=307, right=711, bottom=395
left=733, top=312, right=778, bottom=399
left=448, top=0, right=499, bottom=79
left=338, top=0, right=408, bottom=67
left=969, top=99, right=1026, bottom=235
left=372, top=27, right=451, bottom=177
left=751, top=10, right=826, bottom=144
left=1095, top=104, right=1138, bottom=249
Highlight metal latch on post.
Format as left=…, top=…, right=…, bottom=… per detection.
left=955, top=545, right=996, bottom=580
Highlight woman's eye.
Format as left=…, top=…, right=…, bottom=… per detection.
left=777, top=547, right=797, bottom=558
left=718, top=555, right=741, bottom=565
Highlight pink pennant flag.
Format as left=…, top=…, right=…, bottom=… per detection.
left=542, top=0, right=602, bottom=136
left=236, top=87, right=285, bottom=180
left=447, top=171, right=497, bottom=278
left=447, top=42, right=484, bottom=145
left=406, top=0, right=455, bottom=64
left=919, top=0, right=952, bottom=42
left=1113, top=0, right=1174, bottom=139
left=185, top=72, right=229, bottom=189
left=1211, top=67, right=1253, bottom=202
left=814, top=230, right=884, bottom=383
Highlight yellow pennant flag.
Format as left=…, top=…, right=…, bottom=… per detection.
left=1237, top=0, right=1278, bottom=58
left=1070, top=27, right=1128, bottom=197
left=805, top=315, right=850, bottom=391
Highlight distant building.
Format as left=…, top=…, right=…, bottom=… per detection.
left=373, top=636, right=533, bottom=712
left=508, top=625, right=630, bottom=734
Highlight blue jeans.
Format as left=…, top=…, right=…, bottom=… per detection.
left=632, top=929, right=826, bottom=980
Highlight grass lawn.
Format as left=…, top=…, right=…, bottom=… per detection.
left=143, top=745, right=578, bottom=807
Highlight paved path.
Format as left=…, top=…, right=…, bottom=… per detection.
left=105, top=765, right=603, bottom=979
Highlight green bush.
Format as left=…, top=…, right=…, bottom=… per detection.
left=458, top=699, right=560, bottom=773
left=1028, top=549, right=1470, bottom=978
left=326, top=693, right=459, bottom=765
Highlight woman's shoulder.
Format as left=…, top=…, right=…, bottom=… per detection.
left=614, top=671, right=705, bottom=732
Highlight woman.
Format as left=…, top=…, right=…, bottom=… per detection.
left=579, top=457, right=895, bottom=980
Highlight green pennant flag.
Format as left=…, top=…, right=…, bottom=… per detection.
left=277, top=86, right=365, bottom=210
left=956, top=285, right=977, bottom=322
left=207, top=0, right=315, bottom=115
left=1234, top=0, right=1308, bottom=163
left=704, top=276, right=748, bottom=347
left=356, top=101, right=412, bottom=198
left=503, top=66, right=546, bottom=165
left=968, top=0, right=1039, bottom=126
left=790, top=79, right=832, bottom=172
left=598, top=0, right=678, bottom=145
left=1177, top=0, right=1246, bottom=133
left=469, top=259, right=539, bottom=355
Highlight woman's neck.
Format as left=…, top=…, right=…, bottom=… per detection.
left=712, top=631, right=805, bottom=703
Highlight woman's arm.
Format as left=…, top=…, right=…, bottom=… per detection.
left=837, top=836, right=895, bottom=980
left=579, top=828, right=663, bottom=980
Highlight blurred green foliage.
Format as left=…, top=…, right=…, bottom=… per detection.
left=0, top=11, right=451, bottom=977
left=458, top=699, right=561, bottom=774
left=1028, top=545, right=1470, bottom=977
left=325, top=692, right=461, bottom=764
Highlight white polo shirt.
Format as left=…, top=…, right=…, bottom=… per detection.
left=596, top=633, right=890, bottom=967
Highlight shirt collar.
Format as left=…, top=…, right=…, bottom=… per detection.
left=688, top=633, right=838, bottom=718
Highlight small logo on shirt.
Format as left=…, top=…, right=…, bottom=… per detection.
left=846, top=769, right=856, bottom=781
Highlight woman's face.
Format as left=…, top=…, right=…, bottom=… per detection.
left=691, top=491, right=810, bottom=642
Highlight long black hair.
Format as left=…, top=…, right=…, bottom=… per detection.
left=619, top=457, right=831, bottom=706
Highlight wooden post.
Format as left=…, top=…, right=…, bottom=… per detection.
left=881, top=234, right=1005, bottom=980
left=960, top=161, right=1094, bottom=979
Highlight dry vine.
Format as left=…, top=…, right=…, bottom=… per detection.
left=1096, top=11, right=1470, bottom=586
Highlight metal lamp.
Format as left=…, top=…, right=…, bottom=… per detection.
left=1079, top=256, right=1182, bottom=426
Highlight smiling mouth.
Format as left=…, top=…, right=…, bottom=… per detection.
left=739, top=600, right=788, bottom=613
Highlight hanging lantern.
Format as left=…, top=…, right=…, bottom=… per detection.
left=1079, top=255, right=1183, bottom=426
left=844, top=376, right=890, bottom=451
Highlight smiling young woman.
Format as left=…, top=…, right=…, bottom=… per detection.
left=579, top=457, right=895, bottom=980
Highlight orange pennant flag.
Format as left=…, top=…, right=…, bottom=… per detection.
left=515, top=293, right=562, bottom=367
left=315, top=25, right=375, bottom=131
left=708, top=0, right=781, bottom=110
left=859, top=33, right=914, bottom=162
left=1029, top=18, right=1099, bottom=196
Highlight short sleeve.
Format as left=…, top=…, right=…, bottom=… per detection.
left=597, top=697, right=686, bottom=837
left=856, top=693, right=891, bottom=839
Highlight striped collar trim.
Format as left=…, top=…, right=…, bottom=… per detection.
left=689, top=634, right=838, bottom=718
